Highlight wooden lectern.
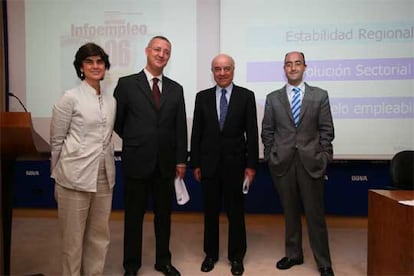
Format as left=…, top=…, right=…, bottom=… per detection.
left=0, top=112, right=50, bottom=275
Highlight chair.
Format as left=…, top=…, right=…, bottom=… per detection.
left=389, top=150, right=414, bottom=190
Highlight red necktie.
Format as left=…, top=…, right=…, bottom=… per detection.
left=152, top=78, right=161, bottom=109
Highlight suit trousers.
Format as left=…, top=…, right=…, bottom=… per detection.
left=55, top=158, right=113, bottom=276
left=122, top=166, right=174, bottom=272
left=202, top=164, right=246, bottom=262
left=269, top=151, right=332, bottom=268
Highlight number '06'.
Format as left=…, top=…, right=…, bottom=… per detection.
left=105, top=40, right=131, bottom=67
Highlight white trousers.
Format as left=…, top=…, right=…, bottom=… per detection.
left=55, top=159, right=113, bottom=276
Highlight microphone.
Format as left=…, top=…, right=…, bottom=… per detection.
left=8, top=92, right=28, bottom=112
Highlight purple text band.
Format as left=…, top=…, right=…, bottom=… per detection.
left=247, top=57, right=414, bottom=82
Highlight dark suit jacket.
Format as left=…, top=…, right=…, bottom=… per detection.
left=261, top=83, right=334, bottom=178
left=190, top=85, right=258, bottom=177
left=114, top=70, right=187, bottom=179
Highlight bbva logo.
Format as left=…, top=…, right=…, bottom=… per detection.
left=25, top=170, right=40, bottom=176
left=351, top=175, right=368, bottom=181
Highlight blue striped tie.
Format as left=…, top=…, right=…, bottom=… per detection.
left=219, top=88, right=228, bottom=129
left=291, top=87, right=301, bottom=127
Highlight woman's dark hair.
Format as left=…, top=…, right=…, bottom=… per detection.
left=73, top=42, right=110, bottom=80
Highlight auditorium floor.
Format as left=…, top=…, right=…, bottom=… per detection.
left=11, top=209, right=368, bottom=276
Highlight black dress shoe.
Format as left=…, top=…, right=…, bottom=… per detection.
left=154, top=263, right=181, bottom=276
left=276, top=256, right=304, bottom=270
left=319, top=267, right=334, bottom=276
left=201, top=257, right=217, bottom=272
left=230, top=260, right=244, bottom=275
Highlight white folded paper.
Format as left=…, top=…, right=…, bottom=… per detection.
left=174, top=177, right=190, bottom=205
left=242, top=176, right=250, bottom=194
left=398, top=200, right=414, bottom=207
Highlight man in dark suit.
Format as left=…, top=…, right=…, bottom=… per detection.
left=113, top=36, right=187, bottom=276
left=261, top=51, right=335, bottom=276
left=190, top=54, right=258, bottom=276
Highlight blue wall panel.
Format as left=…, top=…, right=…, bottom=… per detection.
left=14, top=160, right=56, bottom=208
left=13, top=159, right=390, bottom=216
left=324, top=160, right=390, bottom=215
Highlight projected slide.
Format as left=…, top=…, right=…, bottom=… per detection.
left=221, top=0, right=414, bottom=159
left=23, top=0, right=197, bottom=120
left=7, top=0, right=413, bottom=159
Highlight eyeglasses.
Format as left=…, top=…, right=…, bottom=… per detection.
left=212, top=66, right=233, bottom=73
left=150, top=47, right=170, bottom=56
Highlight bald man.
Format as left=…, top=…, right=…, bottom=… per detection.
left=261, top=51, right=335, bottom=276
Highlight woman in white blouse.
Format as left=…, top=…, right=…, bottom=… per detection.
left=50, top=42, right=116, bottom=276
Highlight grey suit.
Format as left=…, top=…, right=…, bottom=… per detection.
left=261, top=82, right=334, bottom=268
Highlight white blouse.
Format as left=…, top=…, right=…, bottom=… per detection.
left=50, top=81, right=116, bottom=192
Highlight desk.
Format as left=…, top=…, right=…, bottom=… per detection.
left=368, top=189, right=414, bottom=275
